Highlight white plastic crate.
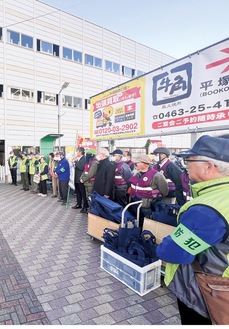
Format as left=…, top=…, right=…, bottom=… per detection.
left=100, top=245, right=161, bottom=296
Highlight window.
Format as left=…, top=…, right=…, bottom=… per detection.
left=136, top=70, right=145, bottom=77
left=85, top=54, right=102, bottom=68
left=85, top=54, right=93, bottom=66
left=73, top=50, right=82, bottom=63
left=122, top=65, right=135, bottom=77
left=85, top=98, right=90, bottom=110
left=0, top=84, right=3, bottom=97
left=8, top=87, right=34, bottom=102
left=0, top=28, right=2, bottom=41
left=41, top=41, right=52, bottom=54
left=7, top=30, right=20, bottom=45
left=63, top=47, right=72, bottom=60
left=105, top=60, right=120, bottom=74
left=37, top=91, right=57, bottom=104
left=21, top=34, right=33, bottom=49
left=37, top=40, right=59, bottom=56
left=63, top=95, right=82, bottom=109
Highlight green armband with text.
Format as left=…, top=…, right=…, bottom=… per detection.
left=170, top=223, right=211, bottom=256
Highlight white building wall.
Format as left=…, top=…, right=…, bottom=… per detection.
left=0, top=0, right=178, bottom=161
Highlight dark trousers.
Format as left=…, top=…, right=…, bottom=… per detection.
left=75, top=182, right=89, bottom=208
left=21, top=172, right=29, bottom=189
left=39, top=180, right=47, bottom=195
left=59, top=180, right=69, bottom=202
left=10, top=168, right=17, bottom=184
left=177, top=298, right=212, bottom=325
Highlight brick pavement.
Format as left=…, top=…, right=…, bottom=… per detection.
left=0, top=183, right=181, bottom=325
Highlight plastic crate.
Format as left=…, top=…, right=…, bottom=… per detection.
left=100, top=245, right=161, bottom=296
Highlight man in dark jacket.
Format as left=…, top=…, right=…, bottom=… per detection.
left=93, top=147, right=115, bottom=199
left=72, top=147, right=88, bottom=213
left=54, top=151, right=70, bottom=205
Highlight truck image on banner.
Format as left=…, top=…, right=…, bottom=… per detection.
left=90, top=37, right=229, bottom=140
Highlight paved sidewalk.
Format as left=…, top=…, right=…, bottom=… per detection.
left=0, top=183, right=181, bottom=325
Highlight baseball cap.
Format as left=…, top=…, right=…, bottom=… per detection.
left=151, top=147, right=170, bottom=157
left=86, top=148, right=96, bottom=155
left=110, top=149, right=123, bottom=156
left=173, top=135, right=229, bottom=162
left=135, top=155, right=152, bottom=165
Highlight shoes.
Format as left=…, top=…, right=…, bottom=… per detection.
left=15, top=183, right=17, bottom=186
left=71, top=205, right=82, bottom=209
left=38, top=193, right=43, bottom=196
left=51, top=195, right=57, bottom=198
left=41, top=194, right=47, bottom=197
left=20, top=188, right=25, bottom=190
left=80, top=208, right=88, bottom=214
left=61, top=202, right=67, bottom=205
left=57, top=199, right=63, bottom=202
left=24, top=188, right=29, bottom=191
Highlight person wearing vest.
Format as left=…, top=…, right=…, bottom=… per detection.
left=123, top=150, right=135, bottom=171
left=80, top=148, right=98, bottom=213
left=19, top=152, right=29, bottom=191
left=29, top=152, right=38, bottom=193
left=38, top=156, right=49, bottom=197
left=110, top=149, right=132, bottom=208
left=48, top=152, right=58, bottom=198
left=8, top=151, right=18, bottom=186
left=151, top=147, right=190, bottom=205
left=128, top=154, right=169, bottom=228
left=156, top=135, right=229, bottom=325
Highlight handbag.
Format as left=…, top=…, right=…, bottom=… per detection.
left=192, top=259, right=229, bottom=325
left=33, top=174, right=40, bottom=184
left=152, top=202, right=180, bottom=227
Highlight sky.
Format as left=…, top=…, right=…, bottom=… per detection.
left=41, top=0, right=229, bottom=59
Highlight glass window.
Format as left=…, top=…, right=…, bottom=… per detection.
left=63, top=95, right=72, bottom=107
left=122, top=66, right=133, bottom=77
left=136, top=70, right=145, bottom=77
left=105, top=60, right=112, bottom=71
left=113, top=62, right=120, bottom=74
left=11, top=88, right=20, bottom=98
left=21, top=34, right=33, bottom=49
left=73, top=97, right=82, bottom=108
left=53, top=44, right=59, bottom=57
left=63, top=47, right=72, bottom=60
left=41, top=41, right=52, bottom=54
left=44, top=93, right=56, bottom=104
left=73, top=50, right=82, bottom=63
left=0, top=28, right=2, bottom=41
left=0, top=85, right=3, bottom=97
left=85, top=54, right=93, bottom=66
left=94, top=57, right=102, bottom=68
left=7, top=30, right=20, bottom=44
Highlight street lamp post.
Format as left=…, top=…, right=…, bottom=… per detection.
left=58, top=82, right=69, bottom=149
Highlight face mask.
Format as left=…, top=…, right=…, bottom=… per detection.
left=96, top=155, right=101, bottom=161
left=122, top=156, right=127, bottom=162
left=111, top=156, right=116, bottom=162
left=154, top=155, right=160, bottom=162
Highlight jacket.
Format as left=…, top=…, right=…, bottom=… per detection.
left=74, top=155, right=86, bottom=183
left=80, top=158, right=98, bottom=185
left=157, top=176, right=229, bottom=319
left=114, top=161, right=131, bottom=188
left=54, top=157, right=70, bottom=181
left=93, top=157, right=115, bottom=198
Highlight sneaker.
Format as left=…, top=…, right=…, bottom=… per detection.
left=51, top=195, right=57, bottom=198
left=41, top=194, right=47, bottom=197
left=38, top=193, right=42, bottom=196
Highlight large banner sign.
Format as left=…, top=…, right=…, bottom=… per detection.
left=90, top=38, right=229, bottom=140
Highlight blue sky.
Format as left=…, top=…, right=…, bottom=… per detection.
left=41, top=0, right=229, bottom=59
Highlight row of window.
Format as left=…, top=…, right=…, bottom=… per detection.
left=1, top=28, right=145, bottom=78
left=0, top=85, right=89, bottom=109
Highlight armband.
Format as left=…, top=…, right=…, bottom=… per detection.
left=170, top=223, right=211, bottom=256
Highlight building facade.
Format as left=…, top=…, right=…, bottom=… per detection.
left=0, top=0, right=176, bottom=167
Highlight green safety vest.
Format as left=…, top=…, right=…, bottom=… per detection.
left=29, top=158, right=36, bottom=175
left=19, top=157, right=28, bottom=173
left=164, top=176, right=229, bottom=287
left=9, top=155, right=17, bottom=167
left=39, top=162, right=48, bottom=181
